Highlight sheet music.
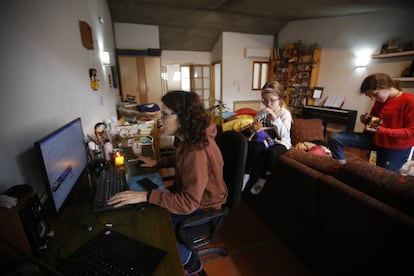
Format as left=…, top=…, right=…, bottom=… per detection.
left=323, top=96, right=345, bottom=108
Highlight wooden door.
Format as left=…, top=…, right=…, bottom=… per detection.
left=118, top=55, right=162, bottom=105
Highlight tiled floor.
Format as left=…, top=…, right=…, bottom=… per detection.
left=198, top=198, right=313, bottom=276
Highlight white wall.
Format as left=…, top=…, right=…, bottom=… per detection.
left=279, top=10, right=414, bottom=131
left=0, top=0, right=118, bottom=196
left=221, top=32, right=274, bottom=109
left=114, top=23, right=160, bottom=49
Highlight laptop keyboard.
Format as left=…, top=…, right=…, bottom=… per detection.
left=57, top=229, right=166, bottom=276
left=93, top=168, right=128, bottom=212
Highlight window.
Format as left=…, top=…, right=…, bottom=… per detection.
left=252, top=61, right=269, bottom=90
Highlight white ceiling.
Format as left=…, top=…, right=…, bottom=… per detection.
left=107, top=0, right=414, bottom=51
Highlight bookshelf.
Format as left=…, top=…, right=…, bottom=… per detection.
left=270, top=42, right=321, bottom=116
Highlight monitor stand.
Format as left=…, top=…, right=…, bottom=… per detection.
left=67, top=169, right=96, bottom=205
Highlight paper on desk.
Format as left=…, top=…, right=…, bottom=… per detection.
left=129, top=173, right=166, bottom=192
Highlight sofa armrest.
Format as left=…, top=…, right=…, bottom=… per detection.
left=285, top=147, right=341, bottom=176
left=338, top=159, right=414, bottom=216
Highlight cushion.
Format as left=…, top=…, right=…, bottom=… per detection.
left=291, top=118, right=325, bottom=146
left=285, top=147, right=341, bottom=176
left=235, top=108, right=258, bottom=117
left=222, top=114, right=254, bottom=132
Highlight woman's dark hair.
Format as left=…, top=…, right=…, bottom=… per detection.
left=360, top=73, right=401, bottom=93
left=161, top=90, right=211, bottom=152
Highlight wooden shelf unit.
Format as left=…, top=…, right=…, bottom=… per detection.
left=270, top=42, right=321, bottom=116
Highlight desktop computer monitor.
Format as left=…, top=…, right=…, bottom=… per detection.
left=34, top=117, right=89, bottom=215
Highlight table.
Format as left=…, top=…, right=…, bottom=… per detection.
left=44, top=146, right=184, bottom=275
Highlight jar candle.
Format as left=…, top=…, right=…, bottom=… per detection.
left=112, top=148, right=125, bottom=166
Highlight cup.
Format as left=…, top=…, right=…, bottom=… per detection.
left=132, top=143, right=142, bottom=157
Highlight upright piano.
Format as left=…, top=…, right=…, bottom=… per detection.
left=301, top=105, right=358, bottom=135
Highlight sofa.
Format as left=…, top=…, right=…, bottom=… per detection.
left=243, top=118, right=414, bottom=275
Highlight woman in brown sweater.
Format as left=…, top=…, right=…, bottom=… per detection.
left=108, top=90, right=227, bottom=275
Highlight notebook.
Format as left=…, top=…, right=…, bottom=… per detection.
left=58, top=228, right=166, bottom=275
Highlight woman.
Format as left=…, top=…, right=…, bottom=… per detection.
left=108, top=91, right=227, bottom=275
left=244, top=86, right=292, bottom=194
left=328, top=73, right=414, bottom=172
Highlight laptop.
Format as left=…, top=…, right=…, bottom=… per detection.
left=57, top=228, right=166, bottom=275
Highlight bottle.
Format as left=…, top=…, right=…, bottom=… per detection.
left=103, top=141, right=113, bottom=161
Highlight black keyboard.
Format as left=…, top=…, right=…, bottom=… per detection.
left=93, top=168, right=128, bottom=212
left=57, top=229, right=166, bottom=276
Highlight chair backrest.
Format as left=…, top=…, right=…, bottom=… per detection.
left=215, top=130, right=248, bottom=209
left=291, top=118, right=325, bottom=146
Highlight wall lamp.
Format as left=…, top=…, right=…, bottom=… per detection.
left=354, top=50, right=371, bottom=68
left=100, top=51, right=110, bottom=66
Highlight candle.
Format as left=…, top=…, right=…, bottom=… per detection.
left=112, top=148, right=125, bottom=166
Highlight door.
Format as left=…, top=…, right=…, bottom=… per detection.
left=118, top=55, right=162, bottom=105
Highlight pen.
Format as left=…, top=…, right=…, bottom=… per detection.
left=127, top=158, right=139, bottom=163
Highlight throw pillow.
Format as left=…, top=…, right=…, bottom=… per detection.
left=291, top=118, right=325, bottom=146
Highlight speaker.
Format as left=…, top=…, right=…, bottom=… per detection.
left=0, top=188, right=53, bottom=262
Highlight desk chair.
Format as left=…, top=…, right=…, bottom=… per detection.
left=175, top=130, right=248, bottom=265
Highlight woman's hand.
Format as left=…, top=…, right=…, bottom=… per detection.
left=107, top=190, right=148, bottom=208
left=136, top=156, right=156, bottom=167
left=264, top=107, right=280, bottom=120
left=360, top=113, right=371, bottom=124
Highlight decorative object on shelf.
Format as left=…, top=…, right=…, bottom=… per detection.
left=95, top=122, right=110, bottom=146
left=376, top=39, right=414, bottom=56
left=401, top=60, right=414, bottom=77
left=89, top=68, right=99, bottom=91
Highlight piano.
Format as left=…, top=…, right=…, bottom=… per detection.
left=301, top=105, right=357, bottom=135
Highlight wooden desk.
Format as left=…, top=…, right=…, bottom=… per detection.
left=44, top=146, right=184, bottom=276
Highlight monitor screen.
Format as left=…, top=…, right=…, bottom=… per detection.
left=34, top=117, right=89, bottom=215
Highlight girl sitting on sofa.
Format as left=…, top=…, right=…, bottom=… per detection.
left=244, top=82, right=292, bottom=194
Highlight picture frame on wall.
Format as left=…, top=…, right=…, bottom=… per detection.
left=312, top=87, right=324, bottom=99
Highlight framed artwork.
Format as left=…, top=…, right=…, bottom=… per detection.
left=312, top=87, right=324, bottom=99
